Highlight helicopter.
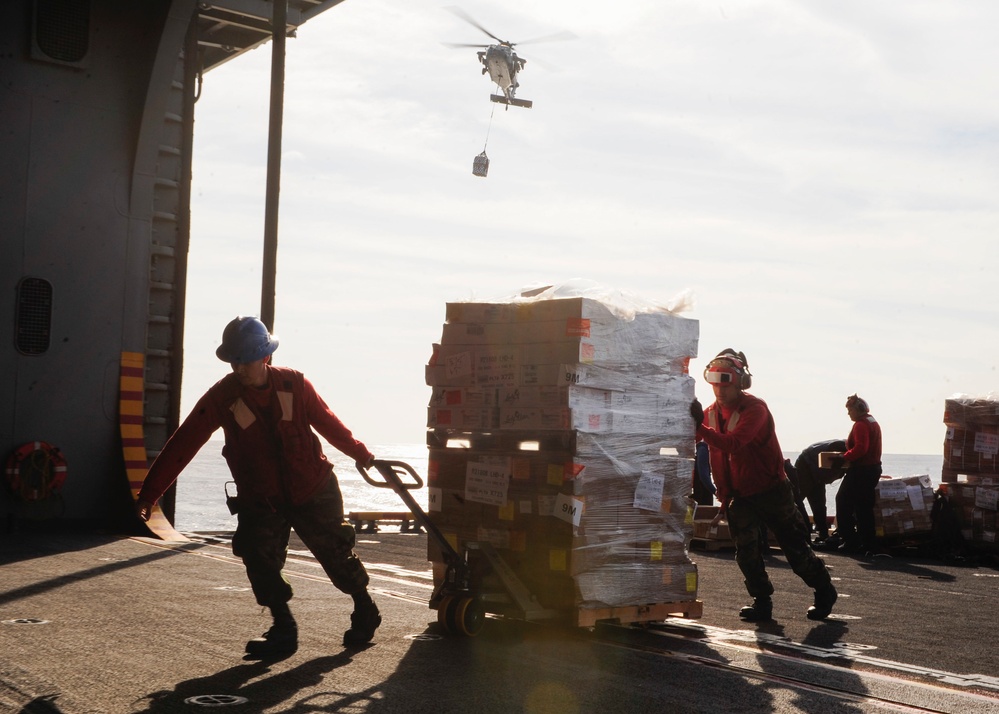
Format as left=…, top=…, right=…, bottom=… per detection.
left=444, top=7, right=574, bottom=109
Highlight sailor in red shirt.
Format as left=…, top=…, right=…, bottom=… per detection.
left=135, top=316, right=381, bottom=658
left=830, top=394, right=884, bottom=553
left=691, top=349, right=837, bottom=621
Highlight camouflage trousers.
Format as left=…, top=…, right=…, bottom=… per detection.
left=727, top=479, right=833, bottom=600
left=232, top=476, right=369, bottom=608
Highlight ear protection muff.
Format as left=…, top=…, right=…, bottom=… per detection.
left=703, top=349, right=753, bottom=389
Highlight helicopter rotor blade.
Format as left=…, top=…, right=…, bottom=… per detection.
left=514, top=30, right=578, bottom=47
left=445, top=6, right=507, bottom=45
left=442, top=42, right=490, bottom=49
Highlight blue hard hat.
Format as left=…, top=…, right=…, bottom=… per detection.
left=216, top=316, right=279, bottom=364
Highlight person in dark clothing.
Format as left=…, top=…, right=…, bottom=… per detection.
left=793, top=439, right=847, bottom=543
left=691, top=440, right=716, bottom=506
left=135, top=316, right=382, bottom=658
left=830, top=395, right=883, bottom=553
left=782, top=458, right=810, bottom=532
left=690, top=348, right=837, bottom=622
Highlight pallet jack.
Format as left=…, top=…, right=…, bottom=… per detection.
left=357, top=460, right=560, bottom=636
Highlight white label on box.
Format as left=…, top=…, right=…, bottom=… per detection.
left=445, top=351, right=472, bottom=380
left=537, top=494, right=556, bottom=517
left=907, top=485, right=926, bottom=511
left=974, top=431, right=999, bottom=456
left=634, top=470, right=665, bottom=512
left=427, top=487, right=442, bottom=513
left=559, top=363, right=584, bottom=385
left=465, top=460, right=510, bottom=507
left=476, top=527, right=511, bottom=550
left=519, top=499, right=533, bottom=515
left=877, top=480, right=908, bottom=500
left=975, top=487, right=999, bottom=511
left=553, top=493, right=584, bottom=526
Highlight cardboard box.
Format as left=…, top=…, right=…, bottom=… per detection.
left=818, top=451, right=844, bottom=469
left=943, top=396, right=999, bottom=427
left=944, top=425, right=999, bottom=474
left=873, top=475, right=935, bottom=537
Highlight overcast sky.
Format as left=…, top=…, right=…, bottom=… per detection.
left=181, top=0, right=998, bottom=457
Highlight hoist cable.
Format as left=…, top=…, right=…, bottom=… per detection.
left=483, top=98, right=497, bottom=152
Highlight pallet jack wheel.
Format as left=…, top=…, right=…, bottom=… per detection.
left=436, top=594, right=484, bottom=637
left=436, top=595, right=456, bottom=634
left=454, top=596, right=485, bottom=637
left=448, top=595, right=485, bottom=637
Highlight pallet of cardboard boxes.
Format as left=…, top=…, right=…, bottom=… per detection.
left=940, top=394, right=999, bottom=550
left=425, top=286, right=702, bottom=625
left=874, top=474, right=935, bottom=540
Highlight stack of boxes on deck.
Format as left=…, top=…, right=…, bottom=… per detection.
left=424, top=285, right=700, bottom=616
left=874, top=475, right=935, bottom=538
left=941, top=395, right=999, bottom=549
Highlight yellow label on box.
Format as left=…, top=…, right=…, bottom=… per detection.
left=685, top=506, right=694, bottom=524
left=498, top=502, right=515, bottom=521
left=650, top=541, right=662, bottom=561
left=686, top=572, right=698, bottom=592
left=549, top=549, right=567, bottom=572
left=547, top=464, right=563, bottom=486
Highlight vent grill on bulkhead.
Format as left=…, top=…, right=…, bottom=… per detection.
left=32, top=0, right=91, bottom=66
left=16, top=277, right=53, bottom=355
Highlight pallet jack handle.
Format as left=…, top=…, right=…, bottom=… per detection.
left=356, top=460, right=466, bottom=572
left=357, top=459, right=423, bottom=490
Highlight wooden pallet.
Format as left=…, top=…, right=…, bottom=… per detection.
left=690, top=537, right=735, bottom=552
left=347, top=511, right=422, bottom=533
left=426, top=427, right=578, bottom=453
left=941, top=468, right=999, bottom=484
left=573, top=600, right=703, bottom=627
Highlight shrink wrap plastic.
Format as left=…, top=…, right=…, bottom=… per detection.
left=426, top=282, right=701, bottom=610
left=941, top=392, right=999, bottom=549
left=943, top=392, right=999, bottom=476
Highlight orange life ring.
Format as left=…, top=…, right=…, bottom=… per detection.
left=4, top=441, right=67, bottom=501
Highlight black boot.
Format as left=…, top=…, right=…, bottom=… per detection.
left=246, top=604, right=298, bottom=658
left=739, top=597, right=773, bottom=621
left=806, top=584, right=838, bottom=621
left=343, top=595, right=381, bottom=647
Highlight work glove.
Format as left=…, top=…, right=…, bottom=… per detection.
left=690, top=398, right=704, bottom=425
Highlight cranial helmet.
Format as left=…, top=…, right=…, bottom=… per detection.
left=216, top=316, right=279, bottom=364
left=703, top=348, right=753, bottom=390
left=845, top=394, right=869, bottom=413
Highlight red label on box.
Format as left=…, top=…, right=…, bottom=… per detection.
left=565, top=318, right=590, bottom=337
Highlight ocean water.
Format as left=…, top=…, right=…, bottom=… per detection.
left=172, top=440, right=944, bottom=533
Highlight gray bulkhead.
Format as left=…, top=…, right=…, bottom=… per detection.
left=1, top=0, right=343, bottom=528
